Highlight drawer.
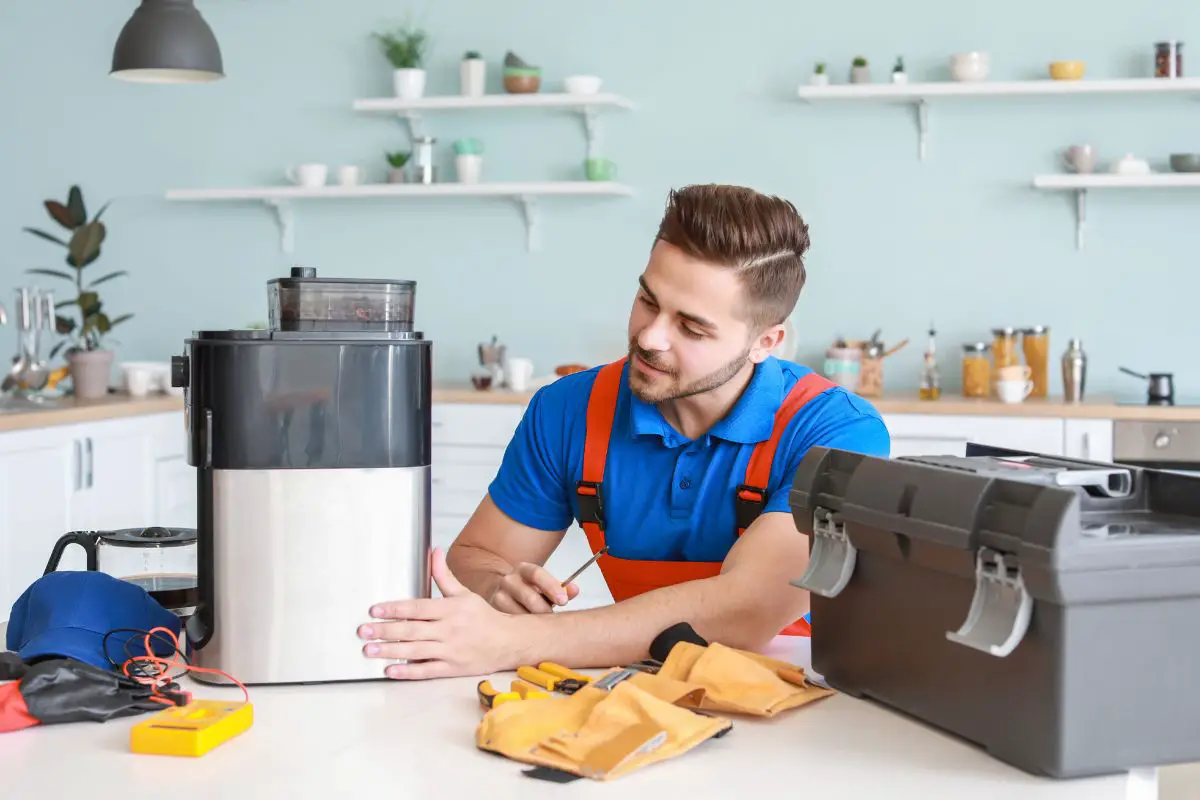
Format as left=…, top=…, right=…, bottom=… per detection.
left=432, top=403, right=525, bottom=447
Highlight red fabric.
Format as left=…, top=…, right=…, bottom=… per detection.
left=578, top=360, right=832, bottom=637
left=0, top=682, right=40, bottom=732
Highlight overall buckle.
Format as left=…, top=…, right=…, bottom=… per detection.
left=735, top=484, right=767, bottom=530
left=575, top=480, right=606, bottom=530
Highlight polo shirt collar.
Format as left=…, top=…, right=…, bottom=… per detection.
left=627, top=357, right=784, bottom=447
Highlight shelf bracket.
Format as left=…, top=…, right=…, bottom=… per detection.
left=516, top=194, right=539, bottom=251
left=398, top=112, right=425, bottom=142
left=1073, top=188, right=1087, bottom=251
left=579, top=107, right=600, bottom=158
left=914, top=100, right=929, bottom=161
left=263, top=198, right=295, bottom=254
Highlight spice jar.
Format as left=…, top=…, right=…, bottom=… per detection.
left=1156, top=41, right=1184, bottom=78
left=962, top=342, right=991, bottom=398
left=991, top=327, right=1018, bottom=372
left=1021, top=325, right=1050, bottom=399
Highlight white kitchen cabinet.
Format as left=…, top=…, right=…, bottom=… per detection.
left=0, top=411, right=191, bottom=623
left=1063, top=419, right=1115, bottom=462
left=883, top=414, right=1067, bottom=458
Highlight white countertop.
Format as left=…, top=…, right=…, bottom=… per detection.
left=0, top=634, right=1162, bottom=799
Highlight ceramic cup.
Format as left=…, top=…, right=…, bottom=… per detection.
left=996, top=364, right=1032, bottom=382
left=286, top=163, right=328, bottom=188
left=996, top=378, right=1034, bottom=404
left=336, top=165, right=362, bottom=186
left=505, top=357, right=534, bottom=391
left=1062, top=145, right=1096, bottom=174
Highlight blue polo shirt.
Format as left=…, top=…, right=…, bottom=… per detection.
left=487, top=357, right=891, bottom=562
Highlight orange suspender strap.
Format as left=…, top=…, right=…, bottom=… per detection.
left=735, top=372, right=837, bottom=535
left=575, top=359, right=627, bottom=554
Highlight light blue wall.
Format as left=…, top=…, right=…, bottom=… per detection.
left=2, top=1, right=1198, bottom=398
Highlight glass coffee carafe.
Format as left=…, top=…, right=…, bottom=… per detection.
left=44, top=526, right=198, bottom=617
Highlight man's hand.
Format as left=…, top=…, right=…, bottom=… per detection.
left=358, top=547, right=526, bottom=680
left=487, top=563, right=581, bottom=614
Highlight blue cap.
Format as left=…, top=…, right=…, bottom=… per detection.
left=5, top=571, right=182, bottom=670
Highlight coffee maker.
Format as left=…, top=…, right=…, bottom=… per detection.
left=170, top=267, right=432, bottom=685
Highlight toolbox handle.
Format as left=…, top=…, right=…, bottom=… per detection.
left=791, top=507, right=857, bottom=599
left=945, top=548, right=1032, bottom=658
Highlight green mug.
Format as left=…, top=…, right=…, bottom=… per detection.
left=585, top=157, right=617, bottom=181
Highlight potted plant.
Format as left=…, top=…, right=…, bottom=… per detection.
left=386, top=151, right=411, bottom=183
left=810, top=61, right=829, bottom=85
left=461, top=50, right=486, bottom=97
left=850, top=56, right=871, bottom=83
left=23, top=185, right=132, bottom=399
left=373, top=22, right=428, bottom=99
left=453, top=138, right=484, bottom=184
left=892, top=56, right=908, bottom=84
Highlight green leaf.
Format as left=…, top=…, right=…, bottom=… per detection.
left=67, top=221, right=105, bottom=268
left=95, top=312, right=112, bottom=334
left=55, top=299, right=76, bottom=309
left=88, top=270, right=127, bottom=288
left=44, top=200, right=76, bottom=230
left=49, top=340, right=67, bottom=359
left=67, top=186, right=87, bottom=227
left=78, top=291, right=100, bottom=315
left=55, top=315, right=76, bottom=334
left=108, top=313, right=133, bottom=328
left=26, top=268, right=74, bottom=281
left=23, top=227, right=68, bottom=247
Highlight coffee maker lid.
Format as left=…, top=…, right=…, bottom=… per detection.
left=267, top=266, right=416, bottom=333
left=99, top=526, right=196, bottom=547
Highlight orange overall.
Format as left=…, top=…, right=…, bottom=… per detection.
left=574, top=358, right=837, bottom=637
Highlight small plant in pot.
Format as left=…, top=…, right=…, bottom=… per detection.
left=373, top=21, right=428, bottom=99
left=810, top=61, right=829, bottom=85
left=23, top=185, right=132, bottom=400
left=461, top=50, right=486, bottom=97
left=850, top=56, right=871, bottom=84
left=386, top=151, right=411, bottom=183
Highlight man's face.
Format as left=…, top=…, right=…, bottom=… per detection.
left=626, top=240, right=785, bottom=404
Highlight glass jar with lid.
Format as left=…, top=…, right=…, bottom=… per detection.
left=1022, top=325, right=1050, bottom=399
left=962, top=342, right=991, bottom=398
left=991, top=327, right=1019, bottom=372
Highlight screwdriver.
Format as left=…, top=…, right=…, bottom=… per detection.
left=561, top=546, right=608, bottom=587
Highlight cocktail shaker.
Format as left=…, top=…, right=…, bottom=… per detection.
left=1061, top=338, right=1087, bottom=402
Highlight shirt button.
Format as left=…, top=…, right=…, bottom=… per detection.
left=679, top=478, right=692, bottom=490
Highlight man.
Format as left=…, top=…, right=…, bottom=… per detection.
left=358, top=184, right=890, bottom=680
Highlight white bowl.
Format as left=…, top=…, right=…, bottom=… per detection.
left=950, top=51, right=989, bottom=82
left=563, top=75, right=602, bottom=95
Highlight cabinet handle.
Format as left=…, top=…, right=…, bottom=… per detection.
left=85, top=437, right=94, bottom=488
left=73, top=439, right=83, bottom=491
left=1082, top=432, right=1091, bottom=460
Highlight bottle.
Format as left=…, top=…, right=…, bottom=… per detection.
left=919, top=323, right=941, bottom=400
left=1062, top=338, right=1087, bottom=402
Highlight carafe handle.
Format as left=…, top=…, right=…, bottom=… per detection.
left=44, top=531, right=99, bottom=574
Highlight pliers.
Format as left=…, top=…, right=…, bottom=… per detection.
left=477, top=678, right=550, bottom=709
left=515, top=662, right=593, bottom=695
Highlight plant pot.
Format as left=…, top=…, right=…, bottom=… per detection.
left=67, top=348, right=114, bottom=400
left=460, top=58, right=486, bottom=97
left=388, top=168, right=408, bottom=184
left=393, top=68, right=426, bottom=99
left=503, top=69, right=541, bottom=94
left=850, top=66, right=871, bottom=83
left=810, top=72, right=829, bottom=86
left=455, top=154, right=483, bottom=184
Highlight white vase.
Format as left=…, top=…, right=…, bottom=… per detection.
left=810, top=72, right=829, bottom=85
left=460, top=59, right=486, bottom=97
left=455, top=154, right=483, bottom=184
left=393, top=68, right=426, bottom=99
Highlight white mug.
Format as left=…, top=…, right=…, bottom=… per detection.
left=336, top=165, right=361, bottom=186
left=995, top=378, right=1033, bottom=404
left=286, top=163, right=328, bottom=188
left=505, top=357, right=534, bottom=392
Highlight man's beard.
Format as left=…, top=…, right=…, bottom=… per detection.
left=627, top=341, right=751, bottom=403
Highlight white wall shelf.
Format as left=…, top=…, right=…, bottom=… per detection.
left=796, top=78, right=1200, bottom=161
left=1031, top=172, right=1200, bottom=251
left=164, top=181, right=634, bottom=253
left=352, top=92, right=635, bottom=156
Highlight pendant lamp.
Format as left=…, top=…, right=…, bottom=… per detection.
left=111, top=0, right=224, bottom=83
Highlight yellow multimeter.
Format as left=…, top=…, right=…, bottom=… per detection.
left=130, top=699, right=254, bottom=757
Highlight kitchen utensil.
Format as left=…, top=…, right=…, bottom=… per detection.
left=995, top=378, right=1034, bottom=404
left=44, top=526, right=198, bottom=617
left=505, top=357, right=534, bottom=391
left=1169, top=153, right=1200, bottom=173
left=1111, top=154, right=1151, bottom=175
left=563, top=75, right=602, bottom=94
left=284, top=164, right=327, bottom=188
left=1119, top=366, right=1174, bottom=405
left=1063, top=145, right=1097, bottom=173
left=1049, top=60, right=1085, bottom=80
left=949, top=52, right=989, bottom=81
left=1155, top=41, right=1184, bottom=78
left=1061, top=339, right=1087, bottom=402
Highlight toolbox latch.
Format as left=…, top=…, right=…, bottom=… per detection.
left=945, top=548, right=1033, bottom=658
left=790, top=506, right=857, bottom=598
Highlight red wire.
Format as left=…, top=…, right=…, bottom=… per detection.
left=120, top=626, right=250, bottom=705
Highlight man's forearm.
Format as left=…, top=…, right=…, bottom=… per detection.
left=445, top=543, right=513, bottom=598
left=510, top=569, right=809, bottom=669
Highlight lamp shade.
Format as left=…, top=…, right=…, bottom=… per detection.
left=111, top=0, right=224, bottom=83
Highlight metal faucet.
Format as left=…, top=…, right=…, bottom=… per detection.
left=0, top=300, right=7, bottom=326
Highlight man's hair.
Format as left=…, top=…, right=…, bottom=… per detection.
left=654, top=184, right=811, bottom=330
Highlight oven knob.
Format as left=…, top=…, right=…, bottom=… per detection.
left=1154, top=432, right=1171, bottom=449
